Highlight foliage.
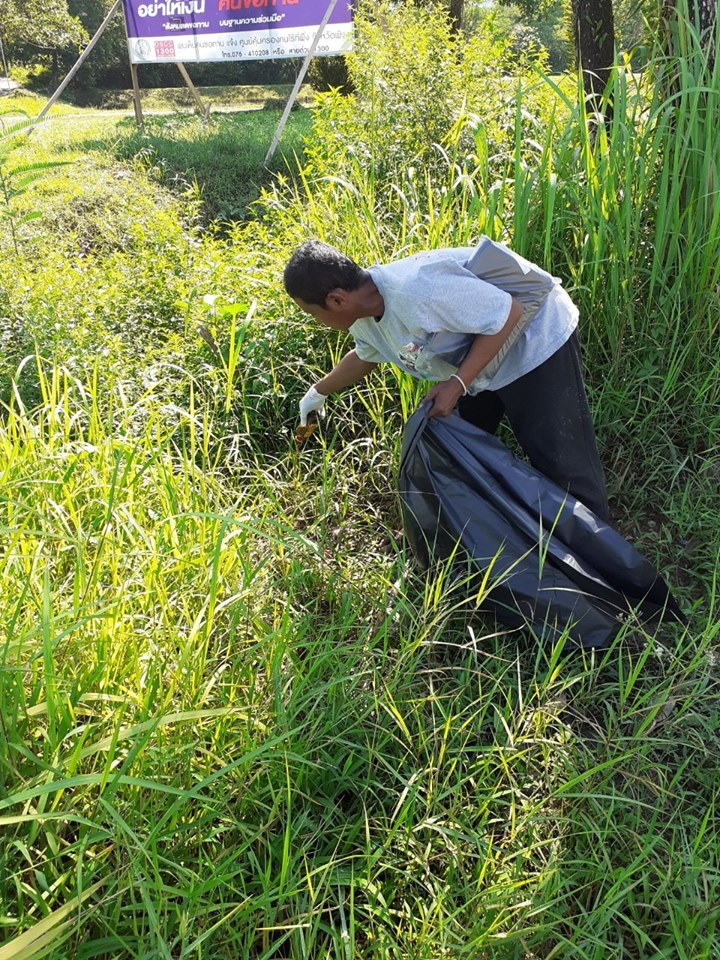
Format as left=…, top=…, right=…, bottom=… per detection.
left=613, top=0, right=661, bottom=59
left=475, top=0, right=573, bottom=72
left=0, top=159, right=68, bottom=255
left=0, top=6, right=720, bottom=957
left=0, top=105, right=69, bottom=256
left=485, top=0, right=656, bottom=71
left=297, top=0, right=552, bottom=228
left=307, top=53, right=353, bottom=94
left=0, top=0, right=87, bottom=53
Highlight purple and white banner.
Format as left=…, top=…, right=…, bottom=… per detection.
left=122, top=0, right=353, bottom=64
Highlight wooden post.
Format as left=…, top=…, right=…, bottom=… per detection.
left=130, top=62, right=144, bottom=128
left=176, top=62, right=209, bottom=119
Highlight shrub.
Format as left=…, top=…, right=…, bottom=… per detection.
left=307, top=54, right=353, bottom=94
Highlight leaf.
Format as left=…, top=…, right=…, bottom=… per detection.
left=0, top=880, right=104, bottom=960
left=8, top=161, right=70, bottom=176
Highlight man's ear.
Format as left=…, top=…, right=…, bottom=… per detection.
left=325, top=288, right=349, bottom=310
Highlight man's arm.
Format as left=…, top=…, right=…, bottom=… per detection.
left=316, top=349, right=378, bottom=395
left=299, top=350, right=378, bottom=425
left=425, top=297, right=524, bottom=418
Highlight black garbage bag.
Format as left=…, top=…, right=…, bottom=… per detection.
left=399, top=406, right=685, bottom=649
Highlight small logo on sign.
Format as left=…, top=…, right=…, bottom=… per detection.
left=134, top=38, right=151, bottom=60
left=154, top=39, right=176, bottom=58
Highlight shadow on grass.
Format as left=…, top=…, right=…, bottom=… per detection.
left=119, top=109, right=311, bottom=224
left=55, top=108, right=312, bottom=226
left=70, top=82, right=315, bottom=112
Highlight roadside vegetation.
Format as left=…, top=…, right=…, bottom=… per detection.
left=1, top=2, right=719, bottom=957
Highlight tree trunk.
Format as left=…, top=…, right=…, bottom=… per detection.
left=663, top=0, right=718, bottom=78
left=572, top=0, right=616, bottom=119
left=448, top=0, right=464, bottom=33
left=688, top=0, right=717, bottom=71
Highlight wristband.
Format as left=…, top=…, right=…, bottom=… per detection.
left=450, top=373, right=468, bottom=396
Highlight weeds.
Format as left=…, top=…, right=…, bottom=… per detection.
left=0, top=7, right=719, bottom=957
left=0, top=106, right=69, bottom=256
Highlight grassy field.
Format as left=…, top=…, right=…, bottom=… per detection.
left=86, top=82, right=316, bottom=113
left=1, top=82, right=315, bottom=111
left=1, top=24, right=720, bottom=959
left=1, top=89, right=314, bottom=225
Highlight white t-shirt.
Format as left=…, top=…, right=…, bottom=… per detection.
left=349, top=246, right=578, bottom=393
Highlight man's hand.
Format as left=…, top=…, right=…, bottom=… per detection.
left=424, top=378, right=465, bottom=418
left=299, top=385, right=327, bottom=426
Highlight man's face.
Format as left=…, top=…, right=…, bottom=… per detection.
left=292, top=289, right=364, bottom=331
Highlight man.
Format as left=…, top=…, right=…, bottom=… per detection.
left=284, top=238, right=609, bottom=521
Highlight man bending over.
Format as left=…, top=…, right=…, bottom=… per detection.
left=284, top=239, right=609, bottom=522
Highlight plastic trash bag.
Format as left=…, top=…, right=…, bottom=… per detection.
left=464, top=236, right=558, bottom=315
left=421, top=236, right=562, bottom=380
left=399, top=406, right=685, bottom=649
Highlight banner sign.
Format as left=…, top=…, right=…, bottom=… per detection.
left=122, top=0, right=353, bottom=64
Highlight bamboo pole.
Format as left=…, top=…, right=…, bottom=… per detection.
left=264, top=0, right=340, bottom=164
left=37, top=0, right=122, bottom=120
left=176, top=62, right=209, bottom=119
left=130, top=62, right=144, bottom=127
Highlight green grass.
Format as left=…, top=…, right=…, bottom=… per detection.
left=1, top=90, right=313, bottom=226
left=0, top=93, right=78, bottom=118
left=88, top=82, right=316, bottom=113
left=1, top=358, right=717, bottom=959
left=2, top=83, right=315, bottom=114
left=1, top=7, right=720, bottom=956
left=113, top=109, right=314, bottom=223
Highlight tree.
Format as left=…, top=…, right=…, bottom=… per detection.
left=666, top=0, right=717, bottom=70
left=0, top=0, right=87, bottom=85
left=689, top=0, right=717, bottom=41
left=449, top=0, right=465, bottom=31
left=0, top=0, right=87, bottom=57
left=571, top=0, right=616, bottom=116
left=479, top=2, right=572, bottom=71
left=411, top=0, right=465, bottom=31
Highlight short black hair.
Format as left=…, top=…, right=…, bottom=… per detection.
left=283, top=240, right=367, bottom=306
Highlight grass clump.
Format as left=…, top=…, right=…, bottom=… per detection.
left=115, top=109, right=313, bottom=225
left=0, top=1, right=719, bottom=956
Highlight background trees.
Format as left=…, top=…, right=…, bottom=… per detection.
left=0, top=0, right=87, bottom=84
left=0, top=0, right=303, bottom=95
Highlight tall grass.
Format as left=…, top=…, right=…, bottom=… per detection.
left=1, top=4, right=719, bottom=957
left=1, top=357, right=718, bottom=956
left=2, top=357, right=718, bottom=958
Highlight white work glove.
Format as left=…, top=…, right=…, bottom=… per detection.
left=299, top=385, right=327, bottom=426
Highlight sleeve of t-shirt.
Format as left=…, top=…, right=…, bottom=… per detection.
left=408, top=259, right=513, bottom=335
left=353, top=338, right=385, bottom=364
